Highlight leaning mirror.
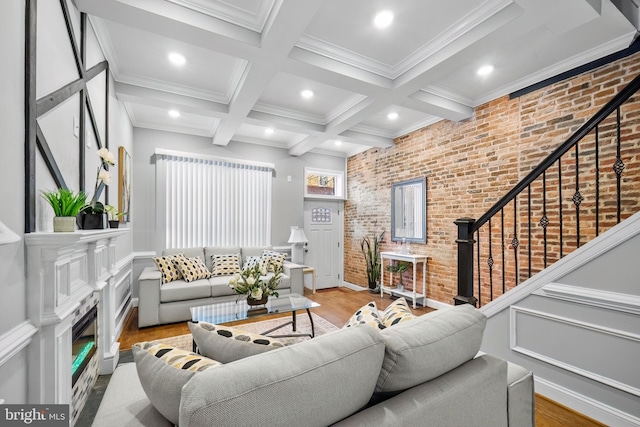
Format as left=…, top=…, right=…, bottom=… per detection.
left=391, top=177, right=426, bottom=243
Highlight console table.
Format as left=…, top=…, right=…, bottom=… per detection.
left=380, top=252, right=428, bottom=309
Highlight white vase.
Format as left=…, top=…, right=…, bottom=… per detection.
left=53, top=216, right=75, bottom=232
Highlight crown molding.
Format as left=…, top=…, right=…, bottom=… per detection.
left=474, top=32, right=636, bottom=106
left=252, top=103, right=325, bottom=125
left=325, top=94, right=368, bottom=125
left=134, top=119, right=215, bottom=137
left=421, top=85, right=475, bottom=109
left=89, top=16, right=121, bottom=77
left=165, top=0, right=276, bottom=33
left=296, top=0, right=514, bottom=81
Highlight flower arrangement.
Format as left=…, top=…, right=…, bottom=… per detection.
left=229, top=264, right=283, bottom=302
left=82, top=148, right=115, bottom=214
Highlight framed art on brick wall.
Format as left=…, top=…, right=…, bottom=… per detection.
left=118, top=147, right=131, bottom=223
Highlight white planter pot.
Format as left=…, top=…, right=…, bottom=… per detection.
left=53, top=216, right=76, bottom=232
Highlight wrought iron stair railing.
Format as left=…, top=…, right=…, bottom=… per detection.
left=455, top=72, right=640, bottom=307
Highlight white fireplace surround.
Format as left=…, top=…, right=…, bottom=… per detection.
left=25, top=229, right=129, bottom=405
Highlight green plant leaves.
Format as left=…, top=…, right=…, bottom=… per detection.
left=41, top=188, right=87, bottom=217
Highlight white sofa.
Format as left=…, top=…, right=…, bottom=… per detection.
left=93, top=305, right=535, bottom=427
left=138, top=246, right=303, bottom=327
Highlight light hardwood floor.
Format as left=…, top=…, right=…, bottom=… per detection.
left=119, top=287, right=605, bottom=427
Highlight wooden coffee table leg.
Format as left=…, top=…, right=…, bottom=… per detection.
left=292, top=310, right=297, bottom=331
left=307, top=308, right=315, bottom=338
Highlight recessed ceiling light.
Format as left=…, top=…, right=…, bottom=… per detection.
left=374, top=10, right=394, bottom=29
left=265, top=127, right=274, bottom=135
left=168, top=52, right=186, bottom=66
left=168, top=109, right=180, bottom=118
left=387, top=112, right=399, bottom=120
left=301, top=89, right=314, bottom=99
left=477, top=65, right=494, bottom=76
left=334, top=140, right=343, bottom=146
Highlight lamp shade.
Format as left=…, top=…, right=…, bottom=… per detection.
left=288, top=226, right=308, bottom=244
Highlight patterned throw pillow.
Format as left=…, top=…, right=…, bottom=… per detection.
left=152, top=253, right=185, bottom=284
left=174, top=256, right=211, bottom=282
left=343, top=301, right=385, bottom=330
left=211, top=253, right=242, bottom=276
left=380, top=298, right=416, bottom=327
left=137, top=342, right=222, bottom=371
left=262, top=250, right=287, bottom=272
left=242, top=255, right=268, bottom=272
left=188, top=321, right=284, bottom=363
left=132, top=342, right=222, bottom=425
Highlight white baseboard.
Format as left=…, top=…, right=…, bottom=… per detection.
left=132, top=297, right=139, bottom=307
left=424, top=298, right=452, bottom=310
left=535, top=376, right=640, bottom=427
left=341, top=281, right=368, bottom=291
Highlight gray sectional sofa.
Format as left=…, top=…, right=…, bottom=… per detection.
left=138, top=246, right=304, bottom=327
left=94, top=304, right=534, bottom=427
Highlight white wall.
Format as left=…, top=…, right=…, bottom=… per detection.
left=0, top=0, right=133, bottom=404
left=0, top=0, right=28, bottom=404
left=481, top=212, right=640, bottom=426
left=132, top=128, right=345, bottom=253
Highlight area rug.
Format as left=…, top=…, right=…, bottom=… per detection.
left=151, top=313, right=340, bottom=349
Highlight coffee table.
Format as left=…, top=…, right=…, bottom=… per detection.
left=190, top=293, right=321, bottom=339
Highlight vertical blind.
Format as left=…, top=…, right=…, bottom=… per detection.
left=155, top=149, right=273, bottom=250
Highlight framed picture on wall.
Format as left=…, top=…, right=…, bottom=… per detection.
left=118, top=147, right=131, bottom=222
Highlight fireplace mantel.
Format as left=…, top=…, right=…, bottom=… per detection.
left=25, top=229, right=129, bottom=405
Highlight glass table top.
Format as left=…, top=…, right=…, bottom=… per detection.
left=190, top=293, right=320, bottom=325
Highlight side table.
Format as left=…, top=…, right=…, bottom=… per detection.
left=301, top=266, right=317, bottom=294
left=380, top=252, right=428, bottom=309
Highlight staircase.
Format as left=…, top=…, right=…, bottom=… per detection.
left=455, top=71, right=640, bottom=307
left=456, top=73, right=640, bottom=426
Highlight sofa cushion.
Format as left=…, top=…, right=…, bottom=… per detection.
left=188, top=321, right=284, bottom=363
left=380, top=298, right=416, bottom=327
left=343, top=301, right=385, bottom=330
left=160, top=278, right=211, bottom=303
left=241, top=246, right=272, bottom=259
left=211, top=253, right=241, bottom=276
left=163, top=247, right=204, bottom=263
left=262, top=249, right=287, bottom=272
left=243, top=255, right=269, bottom=272
left=152, top=254, right=184, bottom=284
left=180, top=326, right=385, bottom=427
left=204, top=246, right=241, bottom=271
left=132, top=343, right=222, bottom=425
left=376, top=304, right=486, bottom=393
left=174, top=256, right=211, bottom=282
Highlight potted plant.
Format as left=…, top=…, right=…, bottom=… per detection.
left=360, top=229, right=385, bottom=293
left=41, top=188, right=87, bottom=232
left=228, top=264, right=283, bottom=308
left=105, top=205, right=126, bottom=228
left=78, top=148, right=115, bottom=230
left=386, top=260, right=410, bottom=291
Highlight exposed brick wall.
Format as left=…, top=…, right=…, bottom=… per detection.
left=345, top=52, right=640, bottom=306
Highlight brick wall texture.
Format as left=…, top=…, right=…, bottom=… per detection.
left=345, top=51, right=640, bottom=306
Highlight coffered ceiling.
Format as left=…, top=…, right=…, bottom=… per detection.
left=75, top=0, right=638, bottom=157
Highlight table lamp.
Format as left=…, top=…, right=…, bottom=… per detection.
left=288, top=226, right=308, bottom=264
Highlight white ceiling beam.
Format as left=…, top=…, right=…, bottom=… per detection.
left=404, top=92, right=473, bottom=122
left=338, top=130, right=394, bottom=148
left=212, top=0, right=326, bottom=146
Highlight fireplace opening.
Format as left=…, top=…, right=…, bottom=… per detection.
left=72, top=305, right=97, bottom=386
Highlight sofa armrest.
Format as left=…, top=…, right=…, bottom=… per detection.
left=138, top=267, right=162, bottom=328
left=507, top=362, right=535, bottom=427
left=283, top=261, right=304, bottom=295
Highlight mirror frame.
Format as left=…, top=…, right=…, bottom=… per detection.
left=391, top=177, right=427, bottom=244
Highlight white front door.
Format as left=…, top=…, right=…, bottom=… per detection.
left=303, top=200, right=343, bottom=289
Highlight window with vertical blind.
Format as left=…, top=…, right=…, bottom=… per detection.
left=155, top=149, right=273, bottom=250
